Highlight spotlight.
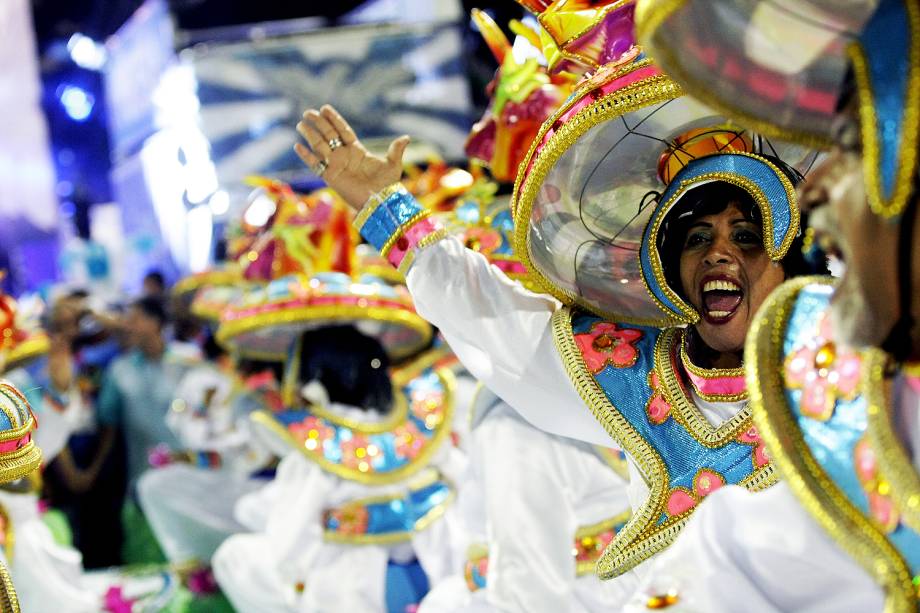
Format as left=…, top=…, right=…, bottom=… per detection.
left=67, top=33, right=107, bottom=70
left=59, top=85, right=95, bottom=122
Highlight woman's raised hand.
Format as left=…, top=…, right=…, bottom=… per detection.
left=295, top=105, right=410, bottom=211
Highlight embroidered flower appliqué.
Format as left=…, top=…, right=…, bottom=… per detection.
left=645, top=370, right=672, bottom=425
left=326, top=503, right=370, bottom=535
left=665, top=468, right=726, bottom=517
left=394, top=422, right=425, bottom=460
left=290, top=415, right=335, bottom=454
left=575, top=322, right=643, bottom=374
left=737, top=426, right=770, bottom=468
left=784, top=316, right=861, bottom=421
left=853, top=436, right=900, bottom=533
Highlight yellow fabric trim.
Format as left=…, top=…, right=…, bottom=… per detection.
left=250, top=367, right=455, bottom=486
left=863, top=348, right=920, bottom=533
left=380, top=210, right=432, bottom=258
left=574, top=509, right=633, bottom=577
left=634, top=0, right=834, bottom=150
left=746, top=276, right=916, bottom=613
left=217, top=304, right=433, bottom=362
left=396, top=228, right=449, bottom=277
left=553, top=307, right=774, bottom=576
left=679, top=332, right=748, bottom=402
left=511, top=60, right=680, bottom=328
left=354, top=183, right=406, bottom=230
left=849, top=10, right=920, bottom=220
left=657, top=329, right=753, bottom=446
left=642, top=157, right=800, bottom=323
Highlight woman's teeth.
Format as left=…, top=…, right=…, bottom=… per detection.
left=702, top=279, right=741, bottom=292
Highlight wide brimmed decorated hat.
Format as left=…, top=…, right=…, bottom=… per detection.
left=441, top=192, right=538, bottom=290
left=173, top=265, right=242, bottom=302
left=518, top=0, right=639, bottom=76
left=465, top=9, right=577, bottom=183
left=0, top=294, right=50, bottom=373
left=217, top=271, right=432, bottom=362
left=217, top=181, right=432, bottom=361
left=635, top=0, right=919, bottom=219
left=511, top=55, right=817, bottom=326
left=0, top=383, right=42, bottom=483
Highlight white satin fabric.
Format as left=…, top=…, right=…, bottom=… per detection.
left=212, top=402, right=466, bottom=613
left=138, top=364, right=275, bottom=563
left=622, top=375, right=920, bottom=611
left=420, top=389, right=638, bottom=613
left=0, top=490, right=98, bottom=612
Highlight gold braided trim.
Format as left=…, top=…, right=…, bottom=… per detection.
left=0, top=561, right=19, bottom=613
left=511, top=62, right=682, bottom=328
left=634, top=0, right=834, bottom=150
left=746, top=276, right=916, bottom=613
left=322, top=469, right=456, bottom=545
left=250, top=367, right=455, bottom=486
left=863, top=348, right=920, bottom=533
left=849, top=9, right=920, bottom=220
left=216, top=304, right=433, bottom=362
left=657, top=329, right=753, bottom=446
left=553, top=307, right=775, bottom=576
left=679, top=333, right=748, bottom=403
left=641, top=158, right=800, bottom=324
left=551, top=306, right=673, bottom=577
left=380, top=210, right=432, bottom=258
left=396, top=228, right=449, bottom=277
left=574, top=509, right=633, bottom=577
left=354, top=183, right=406, bottom=230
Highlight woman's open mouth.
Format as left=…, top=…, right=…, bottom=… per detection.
left=700, top=276, right=744, bottom=324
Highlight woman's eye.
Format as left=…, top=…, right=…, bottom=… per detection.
left=684, top=232, right=710, bottom=249
left=733, top=229, right=761, bottom=245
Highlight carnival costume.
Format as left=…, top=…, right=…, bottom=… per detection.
left=415, top=161, right=636, bottom=610
left=346, top=0, right=824, bottom=580
left=209, top=180, right=464, bottom=612
left=614, top=1, right=920, bottom=611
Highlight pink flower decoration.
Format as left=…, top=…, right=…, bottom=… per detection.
left=737, top=426, right=770, bottom=468
left=693, top=469, right=725, bottom=497
left=853, top=437, right=899, bottom=533
left=645, top=370, right=672, bottom=425
left=784, top=316, right=862, bottom=421
left=103, top=586, right=135, bottom=613
left=289, top=416, right=334, bottom=454
left=666, top=489, right=696, bottom=516
left=394, top=422, right=425, bottom=460
left=574, top=322, right=643, bottom=374
left=187, top=567, right=219, bottom=595
left=665, top=468, right=727, bottom=518
left=340, top=433, right=373, bottom=470
left=326, top=504, right=370, bottom=535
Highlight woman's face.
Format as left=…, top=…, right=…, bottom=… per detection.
left=679, top=202, right=786, bottom=354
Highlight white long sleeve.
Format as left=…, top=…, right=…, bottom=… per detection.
left=622, top=483, right=883, bottom=613
left=406, top=237, right=613, bottom=447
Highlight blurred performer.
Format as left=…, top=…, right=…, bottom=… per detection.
left=137, top=335, right=274, bottom=566
left=613, top=1, right=920, bottom=611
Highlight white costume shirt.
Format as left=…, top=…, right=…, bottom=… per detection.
left=213, top=402, right=464, bottom=613
left=420, top=390, right=637, bottom=613
left=407, top=238, right=747, bottom=516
